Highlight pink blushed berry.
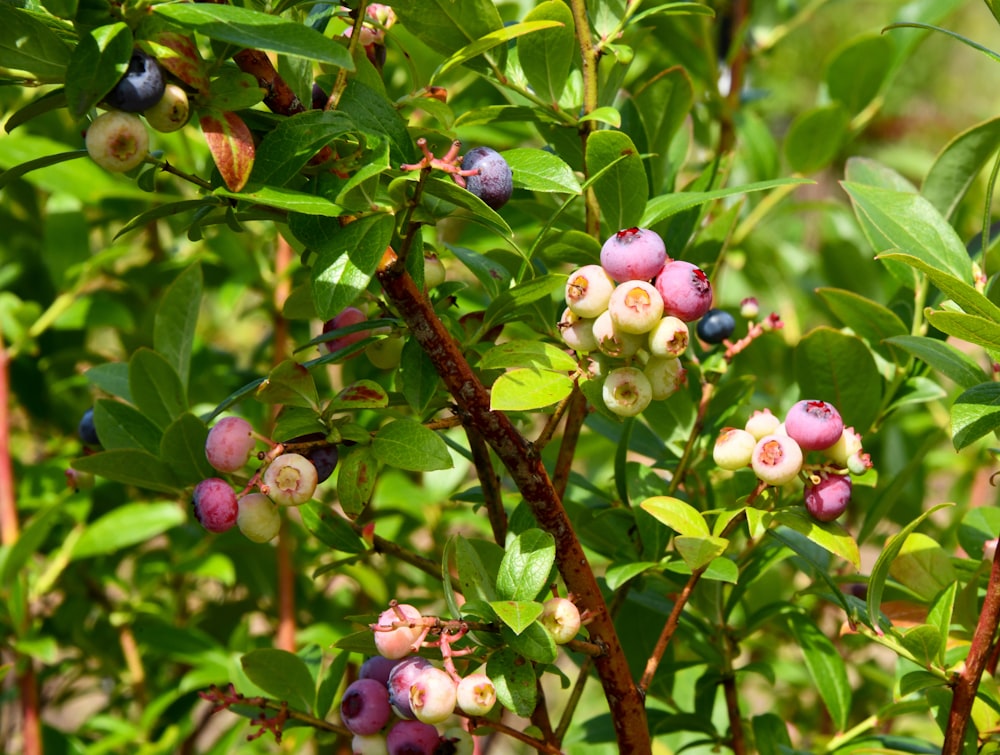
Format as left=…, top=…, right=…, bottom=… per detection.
left=262, top=452, right=318, bottom=506
left=341, top=678, right=393, bottom=735
left=559, top=308, right=599, bottom=353
left=784, top=400, right=844, bottom=451
left=740, top=297, right=760, bottom=319
left=324, top=307, right=369, bottom=354
left=387, top=656, right=433, bottom=718
left=803, top=473, right=852, bottom=522
left=655, top=261, right=713, bottom=322
left=456, top=673, right=496, bottom=716
left=608, top=280, right=664, bottom=334
left=565, top=265, right=615, bottom=318
left=192, top=478, right=239, bottom=533
left=205, top=416, right=256, bottom=473
left=409, top=666, right=458, bottom=724
left=751, top=434, right=803, bottom=487
left=386, top=720, right=440, bottom=755
left=374, top=604, right=425, bottom=660
left=713, top=428, right=756, bottom=470
left=600, top=227, right=668, bottom=282
left=745, top=408, right=781, bottom=440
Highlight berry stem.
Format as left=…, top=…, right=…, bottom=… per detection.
left=568, top=0, right=602, bottom=239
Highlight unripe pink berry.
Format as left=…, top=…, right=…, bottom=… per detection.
left=784, top=400, right=844, bottom=451
left=744, top=408, right=780, bottom=440
left=600, top=227, right=668, bottom=282
left=423, top=254, right=446, bottom=289
left=262, top=452, right=318, bottom=506
left=803, top=473, right=852, bottom=522
left=565, top=265, right=615, bottom=318
left=751, top=434, right=803, bottom=487
left=409, top=666, right=458, bottom=724
left=539, top=597, right=582, bottom=644
left=387, top=656, right=432, bottom=717
left=643, top=356, right=686, bottom=400
left=655, top=260, right=713, bottom=322
left=740, top=297, right=759, bottom=319
left=456, top=673, right=496, bottom=716
left=205, top=416, right=256, bottom=473
left=374, top=605, right=424, bottom=660
left=608, top=280, right=664, bottom=334
left=236, top=492, right=281, bottom=543
left=647, top=316, right=689, bottom=358
left=602, top=367, right=653, bottom=417
left=713, top=428, right=756, bottom=470
left=324, top=307, right=369, bottom=354
left=592, top=310, right=645, bottom=358
left=192, top=478, right=239, bottom=533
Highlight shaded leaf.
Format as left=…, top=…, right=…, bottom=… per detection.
left=73, top=503, right=185, bottom=560
left=241, top=649, right=316, bottom=713
left=952, top=382, right=1000, bottom=450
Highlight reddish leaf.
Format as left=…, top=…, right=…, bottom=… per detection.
left=199, top=111, right=255, bottom=192
left=145, top=32, right=210, bottom=93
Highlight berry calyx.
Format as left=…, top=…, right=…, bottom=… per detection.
left=804, top=473, right=852, bottom=522
left=784, top=400, right=844, bottom=451
left=192, top=478, right=239, bottom=533
left=648, top=316, right=689, bottom=359
left=262, top=453, right=318, bottom=506
left=205, top=416, right=257, bottom=473
left=599, top=227, right=668, bottom=283
left=85, top=110, right=149, bottom=173
left=751, top=434, right=804, bottom=487
left=745, top=408, right=781, bottom=440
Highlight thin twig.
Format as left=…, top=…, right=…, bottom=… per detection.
left=466, top=426, right=507, bottom=544
left=552, top=384, right=589, bottom=502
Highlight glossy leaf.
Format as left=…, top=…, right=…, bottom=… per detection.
left=884, top=335, right=987, bottom=389
left=640, top=496, right=710, bottom=537
left=390, top=0, right=504, bottom=71
left=502, top=147, right=581, bottom=194
left=923, top=116, right=1000, bottom=220
left=586, top=129, right=647, bottom=231
left=879, top=252, right=1000, bottom=322
left=487, top=647, right=537, bottom=717
left=496, top=529, right=555, bottom=602
left=951, top=382, right=1000, bottom=450
left=482, top=274, right=566, bottom=333
left=155, top=4, right=354, bottom=69
left=0, top=4, right=71, bottom=81
left=501, top=621, right=557, bottom=664
left=72, top=449, right=179, bottom=494
left=240, top=649, right=316, bottom=714
left=65, top=23, right=132, bottom=119
left=815, top=287, right=908, bottom=361
left=518, top=1, right=576, bottom=105
left=308, top=214, right=394, bottom=320
left=825, top=34, right=894, bottom=115
left=490, top=369, right=574, bottom=411
left=640, top=178, right=811, bottom=227
left=431, top=20, right=562, bottom=84
left=85, top=362, right=132, bottom=402
left=455, top=536, right=502, bottom=603
left=372, top=418, right=453, bottom=472
left=160, top=413, right=215, bottom=486
left=256, top=360, right=319, bottom=410
left=481, top=340, right=578, bottom=372
left=249, top=110, right=356, bottom=189
left=786, top=611, right=851, bottom=731
left=674, top=535, right=729, bottom=571
left=489, top=600, right=544, bottom=635
left=129, top=348, right=187, bottom=430
left=93, top=398, right=162, bottom=454
left=398, top=337, right=441, bottom=416
left=772, top=510, right=861, bottom=570
left=298, top=503, right=368, bottom=554
left=199, top=110, right=255, bottom=193
left=72, top=503, right=185, bottom=560
left=927, top=310, right=1000, bottom=353
left=336, top=447, right=378, bottom=518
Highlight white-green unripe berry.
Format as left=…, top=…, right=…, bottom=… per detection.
left=751, top=434, right=803, bottom=487
left=608, top=280, right=664, bottom=334
left=647, top=316, right=689, bottom=358
left=744, top=408, right=780, bottom=440
left=539, top=597, right=582, bottom=644
left=643, top=356, right=685, bottom=400
left=713, top=428, right=756, bottom=470
left=237, top=493, right=282, bottom=542
left=560, top=308, right=599, bottom=353
left=602, top=367, right=653, bottom=417
left=593, top=310, right=645, bottom=358
left=565, top=264, right=615, bottom=318
left=262, top=452, right=318, bottom=506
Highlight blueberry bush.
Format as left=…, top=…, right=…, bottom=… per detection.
left=4, top=0, right=1000, bottom=753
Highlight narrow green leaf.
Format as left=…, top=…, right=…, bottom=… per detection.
left=0, top=149, right=89, bottom=191
left=154, top=264, right=202, bottom=390
left=71, top=448, right=179, bottom=494
left=420, top=176, right=512, bottom=237
left=640, top=178, right=811, bottom=227
left=923, top=116, right=1000, bottom=220
left=867, top=503, right=954, bottom=635
left=489, top=600, right=544, bottom=635
left=0, top=505, right=62, bottom=587
left=398, top=337, right=441, bottom=416
left=585, top=130, right=647, bottom=231
left=772, top=510, right=861, bottom=569
left=815, top=287, right=908, bottom=360
left=431, top=20, right=562, bottom=84
left=0, top=4, right=71, bottom=81
left=455, top=536, right=501, bottom=603
left=372, top=419, right=453, bottom=472
left=315, top=651, right=349, bottom=719
left=72, top=503, right=185, bottom=560
left=214, top=185, right=345, bottom=217
left=114, top=199, right=222, bottom=241
left=517, top=1, right=575, bottom=105
left=482, top=274, right=566, bottom=333
left=298, top=503, right=368, bottom=553
left=604, top=561, right=659, bottom=591
left=490, top=369, right=573, bottom=412
left=927, top=310, right=1000, bottom=353
left=240, top=649, right=317, bottom=713
left=128, top=349, right=187, bottom=430
left=886, top=21, right=1000, bottom=64
left=390, top=0, right=504, bottom=71
left=502, top=147, right=581, bottom=194
left=952, top=382, right=1000, bottom=450
left=481, top=341, right=579, bottom=372
left=639, top=496, right=710, bottom=537
left=879, top=252, right=1000, bottom=322
left=927, top=582, right=958, bottom=668
left=495, top=529, right=555, bottom=602
left=786, top=612, right=851, bottom=731
left=674, top=535, right=728, bottom=571
left=883, top=335, right=987, bottom=389
left=155, top=4, right=354, bottom=68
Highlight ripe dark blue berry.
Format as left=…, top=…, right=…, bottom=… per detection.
left=696, top=308, right=735, bottom=344
left=105, top=49, right=166, bottom=112
left=306, top=444, right=339, bottom=483
left=462, top=146, right=513, bottom=210
left=78, top=407, right=100, bottom=447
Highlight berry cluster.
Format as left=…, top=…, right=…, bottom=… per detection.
left=192, top=417, right=338, bottom=541
left=560, top=227, right=715, bottom=416
left=713, top=400, right=873, bottom=522
left=86, top=48, right=190, bottom=173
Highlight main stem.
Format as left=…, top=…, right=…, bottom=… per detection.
left=376, top=262, right=651, bottom=754
left=942, top=542, right=1000, bottom=753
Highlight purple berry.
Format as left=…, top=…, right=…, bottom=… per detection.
left=79, top=407, right=100, bottom=447
left=655, top=261, right=713, bottom=322
left=750, top=435, right=803, bottom=487
left=312, top=82, right=328, bottom=110
left=388, top=656, right=433, bottom=719
left=306, top=444, right=339, bottom=483
left=341, top=678, right=393, bottom=736
left=599, top=227, right=668, bottom=283
left=324, top=307, right=370, bottom=355
left=462, top=146, right=513, bottom=210
left=696, top=308, right=735, bottom=344
left=192, top=478, right=239, bottom=533
left=105, top=49, right=166, bottom=112
left=804, top=473, right=852, bottom=522
left=784, top=400, right=844, bottom=451
left=360, top=655, right=402, bottom=686
left=386, top=720, right=440, bottom=755
left=205, top=416, right=256, bottom=473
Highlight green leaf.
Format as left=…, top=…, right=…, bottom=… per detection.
left=952, top=382, right=1000, bottom=450
left=336, top=446, right=378, bottom=519
left=155, top=4, right=353, bottom=69
left=784, top=103, right=850, bottom=174
left=517, top=1, right=576, bottom=105
left=879, top=252, right=1000, bottom=322
left=256, top=360, right=319, bottom=409
left=72, top=502, right=185, bottom=560
left=927, top=581, right=958, bottom=668
left=772, top=509, right=860, bottom=569
left=65, top=23, right=133, bottom=119
left=129, top=349, right=187, bottom=430
left=674, top=535, right=729, bottom=571
left=215, top=185, right=345, bottom=217
left=883, top=335, right=987, bottom=389
left=482, top=274, right=566, bottom=333
left=0, top=5, right=71, bottom=81
left=372, top=419, right=453, bottom=472
left=0, top=505, right=62, bottom=587
left=315, top=651, right=349, bottom=719
left=154, top=264, right=202, bottom=390
left=455, top=536, right=501, bottom=603
left=785, top=611, right=851, bottom=731
left=490, top=369, right=574, bottom=412
left=399, top=337, right=441, bottom=416
left=899, top=624, right=944, bottom=669
left=502, top=147, right=581, bottom=194
left=298, top=503, right=368, bottom=553
left=927, top=310, right=1000, bottom=353
left=496, top=529, right=555, bottom=602
left=501, top=621, right=557, bottom=664
left=923, top=116, right=1000, bottom=221
left=579, top=107, right=621, bottom=128
left=794, top=327, right=881, bottom=435
left=489, top=600, right=544, bottom=635
left=240, top=649, right=317, bottom=713
left=431, top=19, right=562, bottom=84
left=248, top=110, right=357, bottom=189
left=841, top=181, right=973, bottom=284
left=481, top=341, right=578, bottom=372
left=487, top=647, right=537, bottom=717
left=307, top=213, right=395, bottom=321
left=330, top=380, right=389, bottom=411
left=867, top=503, right=954, bottom=635
left=420, top=176, right=512, bottom=237
left=639, top=496, right=710, bottom=537
left=585, top=130, right=647, bottom=231
left=825, top=34, right=894, bottom=115
left=93, top=398, right=162, bottom=454
left=888, top=532, right=958, bottom=601
left=640, top=178, right=811, bottom=227
left=160, top=413, right=215, bottom=487
left=390, top=0, right=503, bottom=72
left=815, top=287, right=908, bottom=361
left=72, top=449, right=179, bottom=494
left=337, top=79, right=414, bottom=166
left=604, top=560, right=659, bottom=591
